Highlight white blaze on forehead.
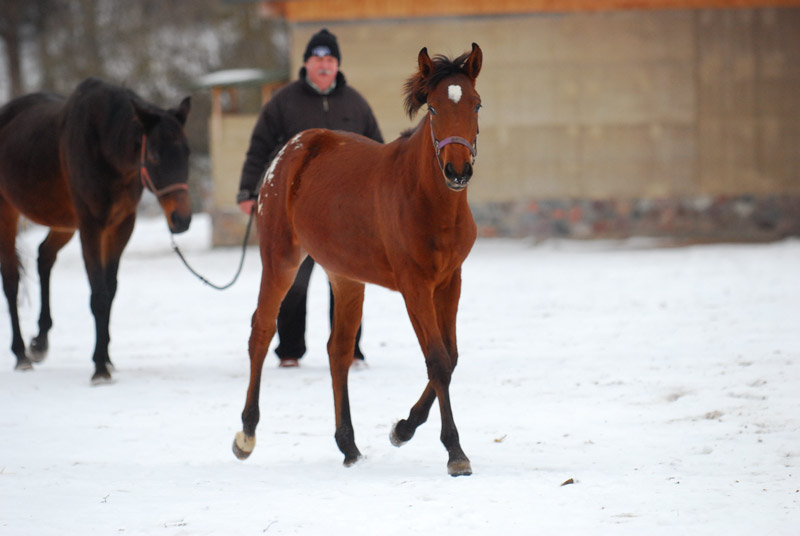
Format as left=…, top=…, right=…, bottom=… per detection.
left=448, top=84, right=462, bottom=104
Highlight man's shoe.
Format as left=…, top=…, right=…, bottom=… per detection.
left=279, top=358, right=300, bottom=368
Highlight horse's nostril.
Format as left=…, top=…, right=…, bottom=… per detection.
left=170, top=212, right=191, bottom=234
left=444, top=162, right=472, bottom=183
left=444, top=163, right=457, bottom=180
left=463, top=162, right=473, bottom=181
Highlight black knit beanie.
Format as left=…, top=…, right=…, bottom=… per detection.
left=303, top=28, right=341, bottom=64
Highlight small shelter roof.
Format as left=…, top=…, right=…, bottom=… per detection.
left=193, top=68, right=287, bottom=89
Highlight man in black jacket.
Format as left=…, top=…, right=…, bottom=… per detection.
left=237, top=28, right=383, bottom=368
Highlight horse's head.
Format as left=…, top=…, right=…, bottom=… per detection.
left=133, top=97, right=193, bottom=233
left=405, top=43, right=482, bottom=191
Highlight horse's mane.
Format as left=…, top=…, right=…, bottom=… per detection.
left=101, top=86, right=150, bottom=158
left=65, top=78, right=168, bottom=163
left=403, top=50, right=473, bottom=119
left=400, top=116, right=426, bottom=139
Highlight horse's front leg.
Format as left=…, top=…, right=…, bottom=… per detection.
left=79, top=216, right=135, bottom=383
left=78, top=226, right=111, bottom=382
left=97, top=216, right=136, bottom=370
left=391, top=270, right=463, bottom=447
left=399, top=274, right=471, bottom=477
left=326, top=274, right=365, bottom=466
left=29, top=230, right=75, bottom=361
left=101, top=217, right=135, bottom=315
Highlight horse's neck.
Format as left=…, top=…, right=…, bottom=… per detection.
left=105, top=122, right=140, bottom=175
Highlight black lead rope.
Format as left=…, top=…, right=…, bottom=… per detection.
left=170, top=208, right=255, bottom=290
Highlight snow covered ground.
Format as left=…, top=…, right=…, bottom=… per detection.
left=1, top=214, right=798, bottom=535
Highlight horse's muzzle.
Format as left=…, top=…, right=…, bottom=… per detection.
left=170, top=211, right=192, bottom=234
left=444, top=162, right=472, bottom=191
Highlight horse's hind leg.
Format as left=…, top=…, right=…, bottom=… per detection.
left=326, top=273, right=365, bottom=466
left=233, top=250, right=301, bottom=460
left=29, top=230, right=74, bottom=362
left=0, top=201, right=31, bottom=370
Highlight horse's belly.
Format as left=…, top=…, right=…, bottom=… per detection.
left=301, top=233, right=399, bottom=290
left=2, top=179, right=78, bottom=230
left=22, top=200, right=77, bottom=230
left=0, top=114, right=78, bottom=229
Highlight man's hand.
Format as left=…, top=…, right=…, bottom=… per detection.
left=239, top=200, right=255, bottom=215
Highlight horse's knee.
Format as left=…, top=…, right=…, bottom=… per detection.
left=425, top=351, right=453, bottom=385
left=327, top=333, right=355, bottom=366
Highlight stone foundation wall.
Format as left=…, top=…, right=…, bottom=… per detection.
left=472, top=195, right=800, bottom=241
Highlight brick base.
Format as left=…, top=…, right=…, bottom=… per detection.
left=472, top=195, right=800, bottom=241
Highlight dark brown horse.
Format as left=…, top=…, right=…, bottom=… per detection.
left=232, top=44, right=482, bottom=476
left=0, top=77, right=192, bottom=383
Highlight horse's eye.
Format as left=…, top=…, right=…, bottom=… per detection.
left=428, top=105, right=437, bottom=116
left=475, top=103, right=482, bottom=113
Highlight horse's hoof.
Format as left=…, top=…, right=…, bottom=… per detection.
left=28, top=349, right=47, bottom=363
left=447, top=459, right=473, bottom=477
left=14, top=358, right=34, bottom=372
left=343, top=452, right=363, bottom=467
left=389, top=420, right=410, bottom=447
left=29, top=338, right=48, bottom=363
left=90, top=371, right=114, bottom=386
left=233, top=431, right=255, bottom=460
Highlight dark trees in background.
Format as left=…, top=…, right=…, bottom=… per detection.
left=1, top=0, right=287, bottom=149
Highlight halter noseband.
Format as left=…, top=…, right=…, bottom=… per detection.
left=429, top=111, right=478, bottom=175
left=139, top=134, right=189, bottom=198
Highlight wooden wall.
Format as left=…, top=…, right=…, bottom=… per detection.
left=285, top=7, right=800, bottom=206
left=268, top=0, right=800, bottom=20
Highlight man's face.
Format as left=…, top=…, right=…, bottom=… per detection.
left=304, top=55, right=339, bottom=92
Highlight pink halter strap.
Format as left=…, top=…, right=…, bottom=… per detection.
left=139, top=134, right=188, bottom=198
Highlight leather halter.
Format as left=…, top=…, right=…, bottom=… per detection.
left=429, top=111, right=477, bottom=175
left=139, top=134, right=188, bottom=198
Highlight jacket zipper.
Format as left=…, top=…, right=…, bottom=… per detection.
left=322, top=96, right=329, bottom=113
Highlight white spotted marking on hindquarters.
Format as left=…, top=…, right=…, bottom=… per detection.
left=257, top=133, right=304, bottom=215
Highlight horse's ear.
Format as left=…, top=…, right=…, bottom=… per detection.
left=170, top=96, right=191, bottom=126
left=418, top=47, right=434, bottom=80
left=131, top=99, right=160, bottom=133
left=464, top=43, right=482, bottom=81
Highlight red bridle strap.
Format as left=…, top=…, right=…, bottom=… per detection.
left=139, top=134, right=189, bottom=198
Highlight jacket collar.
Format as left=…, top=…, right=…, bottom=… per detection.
left=298, top=67, right=347, bottom=95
